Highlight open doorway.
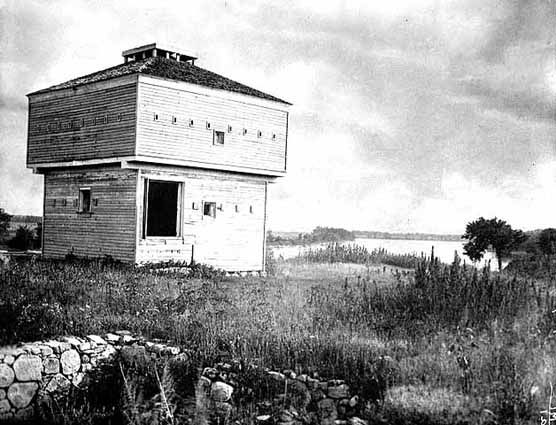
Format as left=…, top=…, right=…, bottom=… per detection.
left=143, top=179, right=182, bottom=238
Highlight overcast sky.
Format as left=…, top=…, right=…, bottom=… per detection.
left=0, top=0, right=554, bottom=233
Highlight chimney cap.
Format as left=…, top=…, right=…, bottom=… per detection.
left=122, top=42, right=197, bottom=63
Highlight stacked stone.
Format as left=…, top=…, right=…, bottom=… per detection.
left=196, top=364, right=237, bottom=424
left=255, top=370, right=368, bottom=425
left=192, top=362, right=369, bottom=425
left=0, top=335, right=115, bottom=421
left=0, top=331, right=183, bottom=421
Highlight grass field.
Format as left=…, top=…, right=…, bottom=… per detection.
left=0, top=249, right=554, bottom=424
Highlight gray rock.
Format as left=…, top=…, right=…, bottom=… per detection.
left=62, top=336, right=82, bottom=347
left=269, top=371, right=286, bottom=381
left=43, top=357, right=60, bottom=374
left=349, top=395, right=359, bottom=407
left=22, top=345, right=41, bottom=355
left=104, top=333, right=120, bottom=343
left=0, top=365, right=15, bottom=388
left=211, top=381, right=234, bottom=402
left=60, top=349, right=81, bottom=375
left=39, top=346, right=54, bottom=357
left=72, top=372, right=85, bottom=387
left=0, top=348, right=24, bottom=358
left=97, top=344, right=116, bottom=360
left=348, top=418, right=368, bottom=425
left=202, top=367, right=218, bottom=379
left=78, top=342, right=91, bottom=352
left=87, top=335, right=107, bottom=345
left=328, top=384, right=350, bottom=399
left=45, top=374, right=71, bottom=394
left=0, top=389, right=6, bottom=399
left=3, top=356, right=14, bottom=366
left=162, top=346, right=180, bottom=355
left=13, top=355, right=42, bottom=381
left=0, top=399, right=10, bottom=413
left=7, top=382, right=39, bottom=408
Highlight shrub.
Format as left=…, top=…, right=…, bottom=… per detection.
left=8, top=225, right=36, bottom=250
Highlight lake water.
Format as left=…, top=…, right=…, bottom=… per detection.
left=270, top=238, right=503, bottom=269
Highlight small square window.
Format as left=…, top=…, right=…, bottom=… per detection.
left=172, top=116, right=177, bottom=124
left=189, top=119, right=194, bottom=127
left=228, top=125, right=233, bottom=133
left=117, top=113, right=122, bottom=122
left=206, top=121, right=211, bottom=130
left=154, top=113, right=159, bottom=121
left=242, top=128, right=248, bottom=135
left=213, top=130, right=225, bottom=145
left=61, top=199, right=67, bottom=207
left=272, top=133, right=276, bottom=140
left=235, top=205, right=239, bottom=213
left=79, top=188, right=92, bottom=213
left=192, top=202, right=199, bottom=210
left=249, top=205, right=254, bottom=214
left=257, top=130, right=262, bottom=138
left=203, top=202, right=216, bottom=218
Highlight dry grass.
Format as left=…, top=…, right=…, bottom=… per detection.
left=0, top=253, right=554, bottom=424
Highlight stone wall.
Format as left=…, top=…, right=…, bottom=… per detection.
left=0, top=332, right=181, bottom=422
left=0, top=333, right=371, bottom=424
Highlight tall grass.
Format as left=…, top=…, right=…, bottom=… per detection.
left=0, top=253, right=553, bottom=423
left=293, top=242, right=421, bottom=269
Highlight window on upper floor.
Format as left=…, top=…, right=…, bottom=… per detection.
left=203, top=202, right=216, bottom=218
left=213, top=130, right=225, bottom=145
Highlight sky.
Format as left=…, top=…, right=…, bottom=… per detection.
left=0, top=0, right=554, bottom=234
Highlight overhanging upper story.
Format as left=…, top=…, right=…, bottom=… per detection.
left=26, top=43, right=291, bottom=177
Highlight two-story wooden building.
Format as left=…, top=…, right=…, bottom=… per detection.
left=26, top=43, right=290, bottom=272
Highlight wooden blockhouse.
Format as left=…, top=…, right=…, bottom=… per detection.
left=26, top=43, right=290, bottom=271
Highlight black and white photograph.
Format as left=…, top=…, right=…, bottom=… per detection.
left=0, top=0, right=555, bottom=423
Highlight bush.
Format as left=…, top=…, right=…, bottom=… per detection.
left=8, top=225, right=36, bottom=250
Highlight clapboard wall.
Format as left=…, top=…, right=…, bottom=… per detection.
left=135, top=76, right=288, bottom=175
left=43, top=166, right=137, bottom=262
left=27, top=76, right=137, bottom=165
left=136, top=166, right=267, bottom=271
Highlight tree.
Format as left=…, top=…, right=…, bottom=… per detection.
left=538, top=228, right=556, bottom=257
left=462, top=217, right=527, bottom=271
left=0, top=208, right=12, bottom=241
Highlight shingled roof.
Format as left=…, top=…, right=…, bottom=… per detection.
left=28, top=57, right=291, bottom=105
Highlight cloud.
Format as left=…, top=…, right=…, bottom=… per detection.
left=1, top=0, right=555, bottom=233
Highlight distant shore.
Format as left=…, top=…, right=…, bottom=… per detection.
left=268, top=233, right=462, bottom=247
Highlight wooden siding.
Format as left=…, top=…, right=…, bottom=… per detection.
left=27, top=81, right=137, bottom=165
left=136, top=78, right=288, bottom=175
left=43, top=167, right=137, bottom=262
left=136, top=166, right=267, bottom=271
